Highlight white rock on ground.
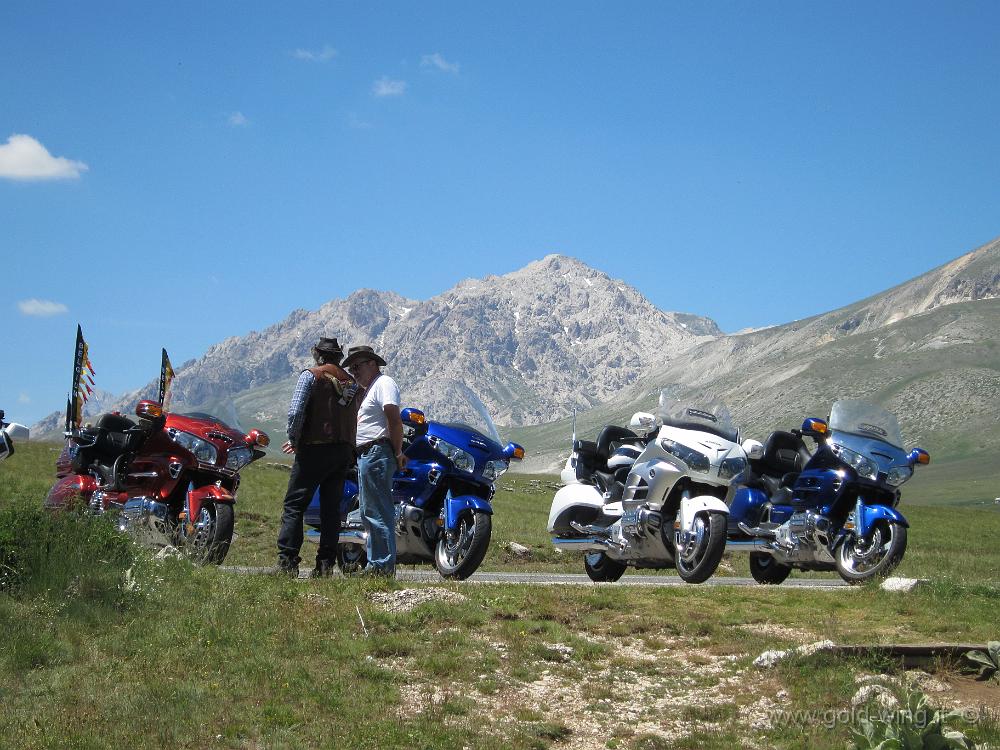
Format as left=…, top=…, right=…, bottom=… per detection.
left=507, top=542, right=531, bottom=557
left=754, top=640, right=835, bottom=668
left=881, top=577, right=929, bottom=593
left=852, top=684, right=900, bottom=710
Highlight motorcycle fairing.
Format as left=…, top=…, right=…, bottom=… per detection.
left=850, top=497, right=909, bottom=539
left=186, top=483, right=235, bottom=528
left=45, top=473, right=99, bottom=509
left=444, top=493, right=493, bottom=530
left=547, top=483, right=607, bottom=534
left=676, top=495, right=729, bottom=538
left=727, top=486, right=769, bottom=527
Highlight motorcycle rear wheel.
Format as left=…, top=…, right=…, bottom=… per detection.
left=835, top=520, right=907, bottom=584
left=748, top=552, right=792, bottom=585
left=674, top=511, right=727, bottom=584
left=186, top=502, right=234, bottom=565
left=583, top=551, right=627, bottom=582
left=434, top=511, right=491, bottom=580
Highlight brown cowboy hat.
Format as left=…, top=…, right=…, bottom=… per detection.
left=342, top=345, right=387, bottom=368
left=312, top=337, right=344, bottom=357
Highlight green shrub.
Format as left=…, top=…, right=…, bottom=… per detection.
left=851, top=690, right=976, bottom=749
left=0, top=501, right=144, bottom=610
left=962, top=641, right=1000, bottom=682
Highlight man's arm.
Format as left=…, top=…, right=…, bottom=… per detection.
left=383, top=403, right=407, bottom=469
left=284, top=371, right=315, bottom=453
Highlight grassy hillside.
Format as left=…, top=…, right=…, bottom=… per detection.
left=2, top=442, right=1000, bottom=749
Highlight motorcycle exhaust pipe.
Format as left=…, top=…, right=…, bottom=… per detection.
left=725, top=539, right=774, bottom=553
left=551, top=536, right=609, bottom=551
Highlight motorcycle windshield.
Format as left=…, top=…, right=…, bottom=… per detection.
left=427, top=379, right=504, bottom=447
left=655, top=391, right=738, bottom=443
left=179, top=399, right=245, bottom=433
left=828, top=399, right=904, bottom=449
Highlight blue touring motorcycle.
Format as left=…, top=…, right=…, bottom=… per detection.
left=305, top=384, right=524, bottom=579
left=724, top=399, right=930, bottom=584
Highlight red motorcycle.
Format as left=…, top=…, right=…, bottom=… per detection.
left=45, top=400, right=269, bottom=564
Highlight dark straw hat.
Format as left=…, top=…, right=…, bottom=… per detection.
left=312, top=337, right=344, bottom=357
left=342, top=345, right=387, bottom=368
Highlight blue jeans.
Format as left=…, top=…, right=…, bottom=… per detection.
left=358, top=442, right=397, bottom=573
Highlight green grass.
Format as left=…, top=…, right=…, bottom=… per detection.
left=3, top=441, right=1000, bottom=749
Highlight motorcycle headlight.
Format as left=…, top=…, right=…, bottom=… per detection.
left=483, top=459, right=509, bottom=483
left=225, top=446, right=253, bottom=472
left=428, top=436, right=475, bottom=473
left=886, top=465, right=913, bottom=487
left=718, top=456, right=747, bottom=481
left=167, top=428, right=218, bottom=465
left=659, top=438, right=710, bottom=474
left=829, top=442, right=878, bottom=481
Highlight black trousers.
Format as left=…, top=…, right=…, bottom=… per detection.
left=277, top=442, right=354, bottom=567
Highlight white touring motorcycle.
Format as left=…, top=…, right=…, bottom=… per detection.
left=548, top=392, right=763, bottom=583
left=0, top=410, right=14, bottom=462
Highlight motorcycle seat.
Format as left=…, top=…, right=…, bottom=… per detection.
left=595, top=425, right=638, bottom=463
left=750, top=431, right=811, bottom=484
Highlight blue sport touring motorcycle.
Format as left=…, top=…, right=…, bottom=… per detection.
left=723, top=399, right=930, bottom=584
left=305, top=383, right=524, bottom=579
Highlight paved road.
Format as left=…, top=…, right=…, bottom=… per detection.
left=223, top=566, right=851, bottom=589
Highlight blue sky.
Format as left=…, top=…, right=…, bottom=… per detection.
left=3, top=1, right=999, bottom=427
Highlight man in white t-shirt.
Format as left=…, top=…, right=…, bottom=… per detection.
left=342, top=345, right=407, bottom=576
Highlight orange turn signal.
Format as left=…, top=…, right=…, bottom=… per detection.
left=401, top=408, right=426, bottom=425
left=246, top=429, right=270, bottom=447
left=136, top=400, right=164, bottom=419
left=513, top=446, right=525, bottom=460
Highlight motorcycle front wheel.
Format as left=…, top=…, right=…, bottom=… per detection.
left=835, top=520, right=907, bottom=584
left=674, top=511, right=727, bottom=584
left=583, top=551, right=627, bottom=582
left=434, top=511, right=491, bottom=580
left=186, top=502, right=235, bottom=565
left=336, top=542, right=368, bottom=574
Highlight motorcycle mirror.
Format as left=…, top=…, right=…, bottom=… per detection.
left=741, top=439, right=765, bottom=460
left=801, top=417, right=828, bottom=436
left=503, top=442, right=525, bottom=461
left=629, top=412, right=657, bottom=435
left=908, top=447, right=930, bottom=466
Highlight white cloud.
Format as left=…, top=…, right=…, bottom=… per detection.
left=373, top=76, right=407, bottom=97
left=18, top=393, right=30, bottom=404
left=228, top=111, right=249, bottom=127
left=17, top=298, right=69, bottom=317
left=293, top=45, right=337, bottom=62
left=0, top=134, right=88, bottom=181
left=421, top=53, right=460, bottom=74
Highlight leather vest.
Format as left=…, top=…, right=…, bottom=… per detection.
left=301, top=364, right=360, bottom=445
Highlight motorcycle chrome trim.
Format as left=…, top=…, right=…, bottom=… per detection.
left=168, top=461, right=183, bottom=479
left=338, top=529, right=369, bottom=546
left=737, top=521, right=777, bottom=539
left=570, top=520, right=613, bottom=538
left=127, top=471, right=159, bottom=479
left=117, top=496, right=172, bottom=547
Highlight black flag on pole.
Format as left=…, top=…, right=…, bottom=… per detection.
left=69, top=325, right=88, bottom=431
left=158, top=349, right=175, bottom=408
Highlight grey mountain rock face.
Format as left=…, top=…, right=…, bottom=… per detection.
left=32, top=255, right=718, bottom=437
